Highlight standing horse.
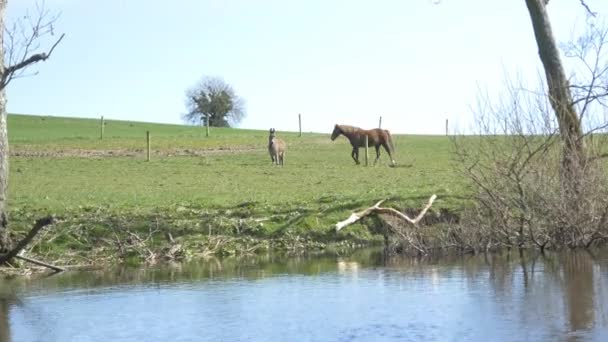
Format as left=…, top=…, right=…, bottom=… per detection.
left=268, top=128, right=287, bottom=166
left=331, top=124, right=396, bottom=166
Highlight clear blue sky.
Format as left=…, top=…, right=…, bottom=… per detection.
left=5, top=0, right=607, bottom=134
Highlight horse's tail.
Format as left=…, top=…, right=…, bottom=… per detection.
left=385, top=130, right=395, bottom=154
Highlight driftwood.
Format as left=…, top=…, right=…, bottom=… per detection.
left=336, top=195, right=437, bottom=231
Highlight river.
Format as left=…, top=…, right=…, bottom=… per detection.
left=1, top=249, right=607, bottom=341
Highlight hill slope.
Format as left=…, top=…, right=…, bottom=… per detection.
left=5, top=114, right=466, bottom=263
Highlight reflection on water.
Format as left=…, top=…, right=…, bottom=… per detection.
left=1, top=249, right=608, bottom=341
left=564, top=252, right=595, bottom=332
left=0, top=297, right=9, bottom=342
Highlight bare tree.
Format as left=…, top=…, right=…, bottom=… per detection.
left=429, top=0, right=600, bottom=216
left=452, top=19, right=608, bottom=252
left=524, top=0, right=588, bottom=203
left=0, top=0, right=64, bottom=254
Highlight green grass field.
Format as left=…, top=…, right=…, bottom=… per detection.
left=8, top=114, right=465, bottom=210
left=5, top=114, right=469, bottom=263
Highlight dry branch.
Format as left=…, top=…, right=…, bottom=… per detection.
left=15, top=253, right=65, bottom=272
left=579, top=0, right=597, bottom=17
left=1, top=2, right=66, bottom=89
left=0, top=216, right=55, bottom=264
left=335, top=195, right=437, bottom=231
left=4, top=33, right=64, bottom=77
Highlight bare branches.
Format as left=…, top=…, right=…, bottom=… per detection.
left=2, top=33, right=64, bottom=86
left=335, top=195, right=437, bottom=232
left=1, top=1, right=64, bottom=89
left=579, top=0, right=597, bottom=17
left=545, top=0, right=597, bottom=16
left=452, top=21, right=608, bottom=250
left=561, top=21, right=608, bottom=161
left=563, top=22, right=608, bottom=121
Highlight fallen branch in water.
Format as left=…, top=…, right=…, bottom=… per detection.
left=15, top=252, right=65, bottom=273
left=335, top=195, right=437, bottom=231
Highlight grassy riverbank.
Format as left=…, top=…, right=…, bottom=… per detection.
left=6, top=114, right=466, bottom=266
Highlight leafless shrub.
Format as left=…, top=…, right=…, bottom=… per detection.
left=451, top=20, right=608, bottom=252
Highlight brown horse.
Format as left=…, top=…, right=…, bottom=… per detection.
left=331, top=124, right=396, bottom=166
left=268, top=128, right=286, bottom=166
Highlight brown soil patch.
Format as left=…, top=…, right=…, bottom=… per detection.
left=11, top=147, right=263, bottom=158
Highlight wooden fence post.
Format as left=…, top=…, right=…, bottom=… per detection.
left=206, top=114, right=210, bottom=137
left=445, top=118, right=449, bottom=136
left=299, top=113, right=302, bottom=137
left=146, top=131, right=151, bottom=162
left=100, top=116, right=104, bottom=140
left=364, top=135, right=369, bottom=167
left=379, top=116, right=382, bottom=129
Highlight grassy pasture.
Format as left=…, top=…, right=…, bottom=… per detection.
left=5, top=114, right=468, bottom=263
left=8, top=114, right=465, bottom=211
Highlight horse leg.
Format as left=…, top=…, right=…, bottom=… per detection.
left=374, top=145, right=381, bottom=165
left=351, top=147, right=360, bottom=165
left=280, top=152, right=285, bottom=166
left=382, top=143, right=396, bottom=166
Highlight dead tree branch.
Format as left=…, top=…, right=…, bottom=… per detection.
left=4, top=33, right=64, bottom=75
left=1, top=1, right=65, bottom=89
left=335, top=195, right=437, bottom=231
left=579, top=0, right=597, bottom=17
left=0, top=216, right=55, bottom=264
left=1, top=33, right=64, bottom=89
left=335, top=199, right=386, bottom=231
left=15, top=252, right=64, bottom=272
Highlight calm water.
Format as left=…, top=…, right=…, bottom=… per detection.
left=1, top=249, right=608, bottom=342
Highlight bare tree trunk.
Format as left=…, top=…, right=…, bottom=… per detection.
left=0, top=93, right=8, bottom=253
left=0, top=0, right=9, bottom=253
left=524, top=0, right=586, bottom=194
left=0, top=1, right=63, bottom=258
